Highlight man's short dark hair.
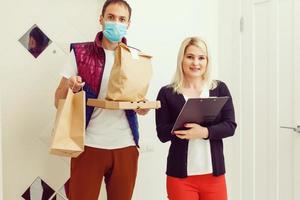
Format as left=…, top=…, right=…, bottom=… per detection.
left=101, top=0, right=132, bottom=20
left=29, top=27, right=49, bottom=47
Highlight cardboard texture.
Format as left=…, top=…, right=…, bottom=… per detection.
left=87, top=99, right=161, bottom=110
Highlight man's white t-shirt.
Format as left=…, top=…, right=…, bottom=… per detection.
left=183, top=85, right=213, bottom=175
left=60, top=49, right=135, bottom=149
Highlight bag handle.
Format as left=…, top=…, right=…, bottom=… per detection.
left=119, top=42, right=152, bottom=58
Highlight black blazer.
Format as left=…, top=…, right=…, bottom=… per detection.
left=155, top=80, right=237, bottom=178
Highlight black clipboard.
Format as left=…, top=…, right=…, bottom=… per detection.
left=171, top=96, right=229, bottom=132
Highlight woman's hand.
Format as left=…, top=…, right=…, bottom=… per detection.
left=174, top=123, right=209, bottom=140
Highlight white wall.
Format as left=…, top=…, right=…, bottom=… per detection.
left=0, top=1, right=102, bottom=199
left=0, top=0, right=219, bottom=199
left=217, top=0, right=241, bottom=200
left=0, top=1, right=7, bottom=199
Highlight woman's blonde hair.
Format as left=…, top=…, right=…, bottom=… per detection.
left=170, top=36, right=216, bottom=93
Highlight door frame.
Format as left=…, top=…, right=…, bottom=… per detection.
left=293, top=0, right=300, bottom=198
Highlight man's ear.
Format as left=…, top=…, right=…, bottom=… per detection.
left=127, top=20, right=131, bottom=29
left=99, top=15, right=104, bottom=26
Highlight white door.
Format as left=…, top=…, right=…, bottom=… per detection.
left=240, top=0, right=300, bottom=199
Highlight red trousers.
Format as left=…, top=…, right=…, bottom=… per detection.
left=68, top=146, right=139, bottom=200
left=167, top=174, right=227, bottom=200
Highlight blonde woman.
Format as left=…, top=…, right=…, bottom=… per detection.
left=155, top=37, right=237, bottom=200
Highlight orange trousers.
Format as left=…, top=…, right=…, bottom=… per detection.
left=68, top=146, right=139, bottom=200
left=167, top=174, right=227, bottom=200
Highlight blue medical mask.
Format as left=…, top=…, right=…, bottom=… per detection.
left=103, top=22, right=127, bottom=43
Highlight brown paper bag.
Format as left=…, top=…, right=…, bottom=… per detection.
left=50, top=89, right=85, bottom=157
left=106, top=43, right=152, bottom=102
